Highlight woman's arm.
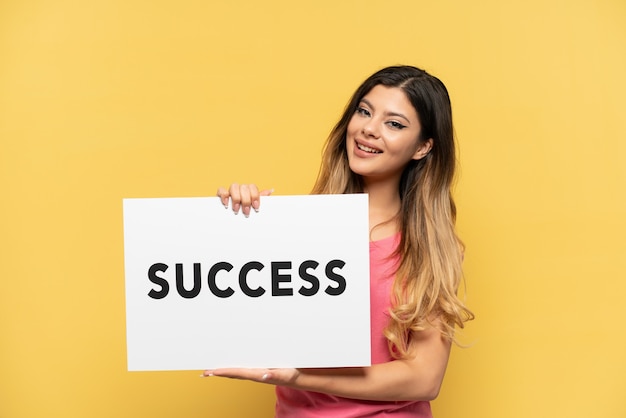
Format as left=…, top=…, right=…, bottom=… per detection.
left=203, top=325, right=451, bottom=402
left=210, top=184, right=451, bottom=402
left=298, top=325, right=451, bottom=401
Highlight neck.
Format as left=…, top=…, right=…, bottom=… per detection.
left=363, top=176, right=402, bottom=239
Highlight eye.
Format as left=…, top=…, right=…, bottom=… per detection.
left=355, top=107, right=371, bottom=117
left=387, top=120, right=407, bottom=130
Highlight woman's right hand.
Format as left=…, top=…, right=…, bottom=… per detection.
left=216, top=184, right=273, bottom=217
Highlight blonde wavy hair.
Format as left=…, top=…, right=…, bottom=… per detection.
left=311, top=65, right=474, bottom=358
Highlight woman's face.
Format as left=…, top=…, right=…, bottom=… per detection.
left=346, top=85, right=432, bottom=184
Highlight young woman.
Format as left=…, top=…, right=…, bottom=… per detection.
left=206, top=65, right=474, bottom=417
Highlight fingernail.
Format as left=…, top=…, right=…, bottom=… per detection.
left=261, top=373, right=269, bottom=381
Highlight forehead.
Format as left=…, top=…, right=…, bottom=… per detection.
left=361, top=85, right=418, bottom=120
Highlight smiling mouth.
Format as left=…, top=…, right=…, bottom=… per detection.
left=356, top=142, right=382, bottom=154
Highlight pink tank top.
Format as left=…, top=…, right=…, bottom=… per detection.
left=275, top=233, right=432, bottom=417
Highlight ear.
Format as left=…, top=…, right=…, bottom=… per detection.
left=412, top=138, right=433, bottom=160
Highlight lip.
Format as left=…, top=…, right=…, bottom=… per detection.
left=353, top=139, right=383, bottom=157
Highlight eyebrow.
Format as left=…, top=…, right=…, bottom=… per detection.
left=361, top=98, right=411, bottom=124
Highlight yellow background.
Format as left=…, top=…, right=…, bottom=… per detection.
left=1, top=0, right=625, bottom=417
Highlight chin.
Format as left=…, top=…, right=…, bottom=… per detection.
left=348, top=163, right=371, bottom=178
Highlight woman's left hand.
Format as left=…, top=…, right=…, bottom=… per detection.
left=202, top=367, right=300, bottom=386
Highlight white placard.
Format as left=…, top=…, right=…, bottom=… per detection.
left=123, top=194, right=370, bottom=371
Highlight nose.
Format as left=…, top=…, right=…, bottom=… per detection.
left=362, top=120, right=380, bottom=138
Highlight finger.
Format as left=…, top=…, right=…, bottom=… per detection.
left=252, top=188, right=274, bottom=212
left=228, top=183, right=241, bottom=214
left=216, top=187, right=230, bottom=209
left=249, top=184, right=261, bottom=212
left=239, top=184, right=252, bottom=217
left=202, top=368, right=271, bottom=383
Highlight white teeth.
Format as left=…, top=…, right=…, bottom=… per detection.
left=357, top=143, right=382, bottom=153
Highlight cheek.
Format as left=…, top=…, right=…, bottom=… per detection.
left=346, top=116, right=360, bottom=136
left=398, top=132, right=421, bottom=150
left=386, top=135, right=421, bottom=159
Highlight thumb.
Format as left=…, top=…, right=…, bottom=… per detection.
left=260, top=188, right=274, bottom=196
